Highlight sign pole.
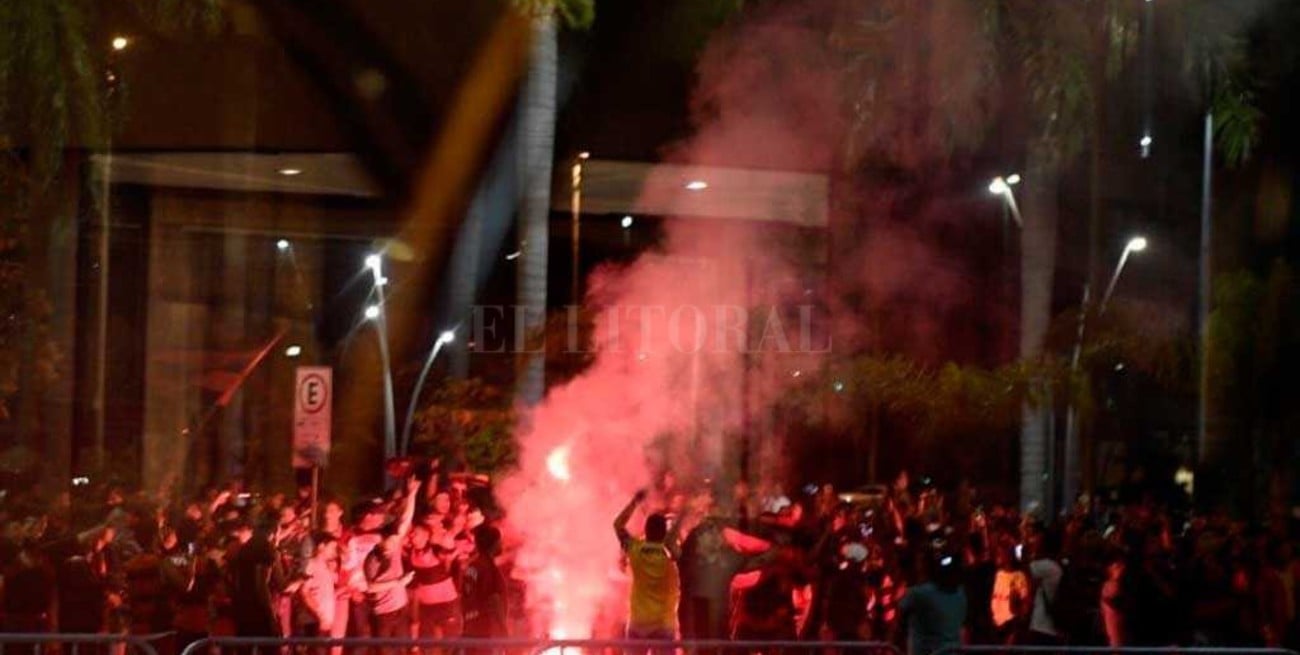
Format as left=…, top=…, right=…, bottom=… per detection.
left=310, top=465, right=320, bottom=530
left=294, top=366, right=333, bottom=517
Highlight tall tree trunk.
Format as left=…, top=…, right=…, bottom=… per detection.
left=515, top=15, right=558, bottom=407
left=1020, top=143, right=1060, bottom=513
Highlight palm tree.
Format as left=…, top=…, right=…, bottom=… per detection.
left=832, top=0, right=1144, bottom=511
left=510, top=0, right=593, bottom=406
left=0, top=0, right=218, bottom=479
left=1177, top=0, right=1262, bottom=481
left=1003, top=1, right=1110, bottom=512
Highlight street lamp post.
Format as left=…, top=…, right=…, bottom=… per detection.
left=365, top=254, right=397, bottom=468
left=1101, top=236, right=1148, bottom=313
left=992, top=173, right=1060, bottom=515
left=399, top=329, right=456, bottom=456
left=1063, top=236, right=1148, bottom=507
left=989, top=174, right=1024, bottom=228
left=571, top=152, right=589, bottom=306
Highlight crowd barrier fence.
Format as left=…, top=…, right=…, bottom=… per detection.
left=175, top=637, right=903, bottom=655
left=932, top=647, right=1300, bottom=655
left=0, top=632, right=173, bottom=655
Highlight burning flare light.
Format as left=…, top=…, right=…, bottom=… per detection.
left=546, top=445, right=572, bottom=482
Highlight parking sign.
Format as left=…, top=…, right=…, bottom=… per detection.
left=294, top=367, right=332, bottom=468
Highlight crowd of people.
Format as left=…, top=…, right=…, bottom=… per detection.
left=0, top=465, right=508, bottom=654
left=615, top=471, right=1300, bottom=655
left=1, top=466, right=1299, bottom=655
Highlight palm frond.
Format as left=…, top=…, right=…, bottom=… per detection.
left=512, top=0, right=595, bottom=30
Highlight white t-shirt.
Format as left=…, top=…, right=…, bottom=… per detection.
left=1029, top=558, right=1063, bottom=636
left=301, top=558, right=337, bottom=629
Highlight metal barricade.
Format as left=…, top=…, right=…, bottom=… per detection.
left=0, top=633, right=171, bottom=655
left=178, top=637, right=903, bottom=655
left=932, top=647, right=1300, bottom=655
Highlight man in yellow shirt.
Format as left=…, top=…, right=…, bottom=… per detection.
left=614, top=489, right=683, bottom=642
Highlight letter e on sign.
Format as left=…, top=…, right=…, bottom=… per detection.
left=293, top=367, right=332, bottom=468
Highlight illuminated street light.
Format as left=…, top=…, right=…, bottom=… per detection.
left=111, top=36, right=130, bottom=51
left=621, top=215, right=634, bottom=229
left=1101, top=235, right=1150, bottom=313
left=284, top=345, right=302, bottom=358
left=987, top=174, right=1023, bottom=228
left=685, top=180, right=709, bottom=191
left=364, top=305, right=381, bottom=320
left=278, top=168, right=302, bottom=177
left=988, top=174, right=1020, bottom=196
left=364, top=253, right=382, bottom=273
left=276, top=239, right=290, bottom=252
left=400, top=326, right=459, bottom=454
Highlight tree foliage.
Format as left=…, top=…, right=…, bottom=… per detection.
left=1178, top=0, right=1264, bottom=167
left=830, top=0, right=1000, bottom=170
left=411, top=378, right=518, bottom=474
left=512, top=0, right=595, bottom=30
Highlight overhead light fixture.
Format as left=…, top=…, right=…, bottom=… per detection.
left=284, top=345, right=302, bottom=358
left=989, top=173, right=1020, bottom=196
left=111, top=36, right=130, bottom=51
left=275, top=239, right=290, bottom=252
left=1127, top=236, right=1148, bottom=253
left=505, top=251, right=521, bottom=261
left=364, top=254, right=382, bottom=272
left=578, top=151, right=591, bottom=160
left=437, top=330, right=456, bottom=345
left=364, top=305, right=381, bottom=320
left=685, top=180, right=709, bottom=191
left=621, top=215, right=634, bottom=229
left=278, top=168, right=302, bottom=177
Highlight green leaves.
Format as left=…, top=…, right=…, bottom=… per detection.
left=1179, top=0, right=1262, bottom=167
left=512, top=0, right=595, bottom=30
left=1212, top=81, right=1262, bottom=168
left=834, top=0, right=1000, bottom=169
left=412, top=378, right=519, bottom=473
left=800, top=355, right=1050, bottom=441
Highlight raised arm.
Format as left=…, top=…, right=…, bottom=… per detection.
left=614, top=490, right=645, bottom=548
left=665, top=507, right=692, bottom=560
left=396, top=476, right=420, bottom=538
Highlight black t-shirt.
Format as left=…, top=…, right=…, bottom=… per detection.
left=56, top=555, right=106, bottom=626
left=964, top=560, right=997, bottom=630
left=460, top=555, right=506, bottom=634
left=229, top=536, right=276, bottom=613
left=5, top=557, right=53, bottom=616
